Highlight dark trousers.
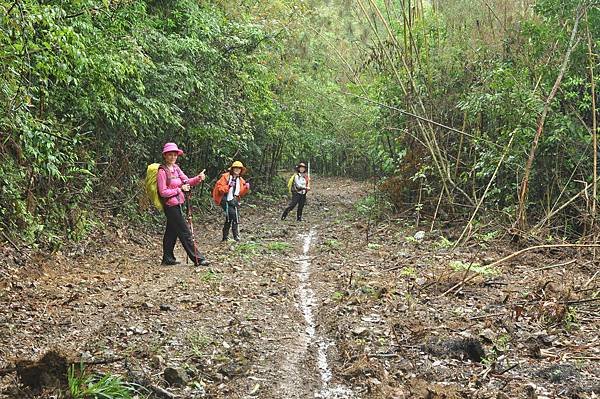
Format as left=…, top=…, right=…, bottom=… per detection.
left=163, top=204, right=204, bottom=264
left=282, top=192, right=306, bottom=220
left=221, top=199, right=240, bottom=240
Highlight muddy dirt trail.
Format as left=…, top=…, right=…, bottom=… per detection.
left=1, top=178, right=599, bottom=398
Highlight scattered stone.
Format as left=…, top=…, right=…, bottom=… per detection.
left=524, top=383, right=538, bottom=399
left=352, top=326, right=369, bottom=336
left=537, top=364, right=580, bottom=383
left=414, top=231, right=426, bottom=241
left=163, top=367, right=188, bottom=387
left=479, top=328, right=495, bottom=343
left=249, top=382, right=260, bottom=396
left=151, top=355, right=164, bottom=369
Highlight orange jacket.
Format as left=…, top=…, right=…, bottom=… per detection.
left=212, top=172, right=249, bottom=205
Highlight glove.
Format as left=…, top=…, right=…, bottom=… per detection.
left=245, top=182, right=250, bottom=190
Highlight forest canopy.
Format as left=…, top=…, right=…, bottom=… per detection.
left=1, top=0, right=598, bottom=245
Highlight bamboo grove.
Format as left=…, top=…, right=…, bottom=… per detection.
left=1, top=0, right=599, bottom=245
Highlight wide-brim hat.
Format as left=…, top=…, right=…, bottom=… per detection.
left=162, top=142, right=184, bottom=156
left=229, top=160, right=247, bottom=174
left=296, top=162, right=307, bottom=171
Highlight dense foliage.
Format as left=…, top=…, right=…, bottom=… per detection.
left=0, top=0, right=360, bottom=246
left=346, top=0, right=599, bottom=238
left=1, top=0, right=598, bottom=245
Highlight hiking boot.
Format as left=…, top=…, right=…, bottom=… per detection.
left=281, top=214, right=287, bottom=221
left=195, top=259, right=210, bottom=266
left=296, top=217, right=303, bottom=222
left=161, top=259, right=180, bottom=266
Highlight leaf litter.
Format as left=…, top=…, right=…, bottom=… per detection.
left=0, top=178, right=598, bottom=398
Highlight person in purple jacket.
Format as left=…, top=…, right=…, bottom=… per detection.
left=157, top=142, right=210, bottom=266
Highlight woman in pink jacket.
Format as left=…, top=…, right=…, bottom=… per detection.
left=157, top=142, right=209, bottom=266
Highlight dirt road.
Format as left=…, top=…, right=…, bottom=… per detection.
left=1, top=178, right=598, bottom=398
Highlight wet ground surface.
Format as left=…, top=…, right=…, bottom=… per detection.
left=1, top=178, right=599, bottom=398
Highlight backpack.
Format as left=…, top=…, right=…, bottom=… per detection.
left=145, top=163, right=168, bottom=211
left=287, top=174, right=295, bottom=195
left=287, top=173, right=310, bottom=195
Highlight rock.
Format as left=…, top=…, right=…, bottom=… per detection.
left=414, top=231, right=425, bottom=241
left=415, top=277, right=427, bottom=286
left=479, top=328, right=495, bottom=343
left=537, top=364, right=580, bottom=382
left=150, top=355, right=164, bottom=368
left=352, top=326, right=369, bottom=336
left=160, top=304, right=173, bottom=311
left=524, top=383, right=538, bottom=399
left=249, top=383, right=260, bottom=396
left=163, top=367, right=188, bottom=387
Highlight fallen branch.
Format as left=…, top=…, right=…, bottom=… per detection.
left=1, top=231, right=21, bottom=253
left=496, top=362, right=520, bottom=375
left=126, top=368, right=175, bottom=399
left=486, top=244, right=600, bottom=269
left=563, top=297, right=600, bottom=306
left=468, top=312, right=507, bottom=321
left=530, top=259, right=577, bottom=272
left=439, top=244, right=599, bottom=297
left=584, top=269, right=599, bottom=288
left=439, top=250, right=482, bottom=297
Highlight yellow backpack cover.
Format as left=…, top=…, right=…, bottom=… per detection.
left=145, top=163, right=164, bottom=210
left=287, top=174, right=295, bottom=195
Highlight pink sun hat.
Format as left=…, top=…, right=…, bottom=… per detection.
left=162, top=142, right=184, bottom=156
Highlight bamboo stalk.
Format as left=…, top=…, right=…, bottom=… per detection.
left=455, top=131, right=516, bottom=246
left=534, top=183, right=589, bottom=231
left=364, top=0, right=471, bottom=206
left=516, top=6, right=585, bottom=229
left=430, top=188, right=444, bottom=232
left=454, top=112, right=467, bottom=179
left=585, top=11, right=597, bottom=235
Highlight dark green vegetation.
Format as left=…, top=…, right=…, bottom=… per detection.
left=1, top=0, right=598, bottom=245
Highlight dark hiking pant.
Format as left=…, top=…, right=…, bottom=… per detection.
left=221, top=199, right=240, bottom=240
left=282, top=192, right=306, bottom=220
left=163, top=204, right=205, bottom=264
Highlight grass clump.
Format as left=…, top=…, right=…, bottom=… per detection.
left=68, top=364, right=139, bottom=399
left=266, top=241, right=292, bottom=252
left=449, top=260, right=500, bottom=277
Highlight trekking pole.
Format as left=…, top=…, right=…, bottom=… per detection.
left=307, top=161, right=311, bottom=191
left=198, top=169, right=206, bottom=197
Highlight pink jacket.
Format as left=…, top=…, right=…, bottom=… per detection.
left=157, top=164, right=202, bottom=208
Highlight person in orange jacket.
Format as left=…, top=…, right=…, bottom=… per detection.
left=212, top=161, right=250, bottom=241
